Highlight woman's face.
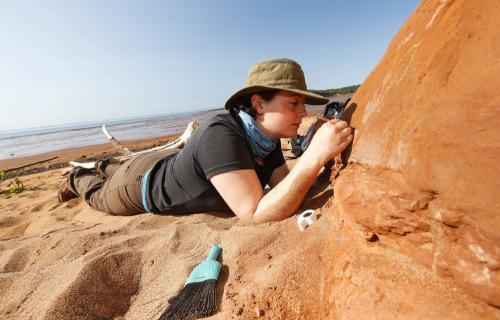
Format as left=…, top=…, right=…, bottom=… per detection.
left=252, top=90, right=307, bottom=139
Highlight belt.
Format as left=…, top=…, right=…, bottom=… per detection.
left=141, top=169, right=152, bottom=213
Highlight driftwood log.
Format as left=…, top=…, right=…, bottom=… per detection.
left=66, top=121, right=198, bottom=171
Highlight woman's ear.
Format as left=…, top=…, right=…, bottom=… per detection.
left=251, top=94, right=265, bottom=115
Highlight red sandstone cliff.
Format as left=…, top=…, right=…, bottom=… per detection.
left=333, top=0, right=499, bottom=307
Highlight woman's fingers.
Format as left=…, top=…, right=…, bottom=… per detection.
left=318, top=120, right=352, bottom=143
left=319, top=116, right=339, bottom=123
left=338, top=127, right=352, bottom=138
left=331, top=120, right=348, bottom=131
left=323, top=120, right=350, bottom=137
left=307, top=120, right=353, bottom=164
left=339, top=134, right=353, bottom=149
left=344, top=133, right=353, bottom=143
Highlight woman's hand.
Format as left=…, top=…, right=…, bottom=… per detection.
left=304, top=118, right=353, bottom=166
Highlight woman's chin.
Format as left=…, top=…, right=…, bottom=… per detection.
left=275, top=127, right=299, bottom=139
left=285, top=128, right=299, bottom=138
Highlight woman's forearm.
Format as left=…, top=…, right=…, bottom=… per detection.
left=250, top=151, right=323, bottom=224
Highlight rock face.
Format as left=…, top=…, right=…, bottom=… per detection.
left=333, top=0, right=500, bottom=307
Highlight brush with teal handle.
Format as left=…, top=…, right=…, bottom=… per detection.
left=160, top=245, right=222, bottom=320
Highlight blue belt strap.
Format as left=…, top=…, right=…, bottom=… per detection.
left=141, top=169, right=152, bottom=213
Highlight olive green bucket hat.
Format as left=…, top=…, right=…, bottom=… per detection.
left=225, top=58, right=329, bottom=109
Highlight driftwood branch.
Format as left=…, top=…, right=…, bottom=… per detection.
left=6, top=156, right=58, bottom=173
left=67, top=121, right=199, bottom=171
left=102, top=125, right=131, bottom=155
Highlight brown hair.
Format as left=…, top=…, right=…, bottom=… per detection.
left=228, top=90, right=279, bottom=119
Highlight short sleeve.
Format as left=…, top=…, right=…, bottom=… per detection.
left=195, top=123, right=255, bottom=179
left=268, top=143, right=286, bottom=169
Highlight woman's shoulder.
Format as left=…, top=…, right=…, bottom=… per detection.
left=184, top=111, right=246, bottom=148
left=199, top=111, right=244, bottom=133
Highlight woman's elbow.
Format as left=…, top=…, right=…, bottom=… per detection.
left=231, top=198, right=262, bottom=225
left=234, top=208, right=258, bottom=225
left=235, top=206, right=277, bottom=225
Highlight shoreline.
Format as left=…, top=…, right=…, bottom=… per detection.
left=0, top=133, right=180, bottom=175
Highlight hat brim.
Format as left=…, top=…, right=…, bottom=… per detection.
left=224, top=85, right=329, bottom=109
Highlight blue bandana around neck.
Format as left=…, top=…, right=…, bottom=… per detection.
left=237, top=110, right=278, bottom=158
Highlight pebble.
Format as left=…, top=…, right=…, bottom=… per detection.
left=255, top=307, right=262, bottom=317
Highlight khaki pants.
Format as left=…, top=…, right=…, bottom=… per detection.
left=68, top=149, right=179, bottom=215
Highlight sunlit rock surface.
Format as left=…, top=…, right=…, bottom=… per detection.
left=333, top=0, right=499, bottom=308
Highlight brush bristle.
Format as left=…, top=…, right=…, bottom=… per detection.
left=159, top=280, right=217, bottom=320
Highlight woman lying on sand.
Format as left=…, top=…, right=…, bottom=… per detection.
left=58, top=58, right=353, bottom=224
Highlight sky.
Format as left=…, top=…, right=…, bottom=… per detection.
left=0, top=0, right=420, bottom=131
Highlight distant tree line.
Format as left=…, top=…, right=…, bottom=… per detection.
left=309, top=85, right=360, bottom=97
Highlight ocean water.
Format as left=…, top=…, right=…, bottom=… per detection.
left=0, top=109, right=223, bottom=160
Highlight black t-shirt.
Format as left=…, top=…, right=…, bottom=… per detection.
left=145, top=112, right=285, bottom=214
